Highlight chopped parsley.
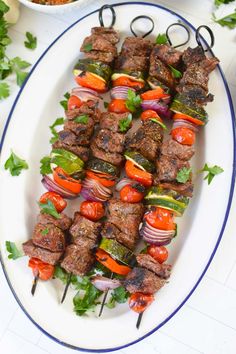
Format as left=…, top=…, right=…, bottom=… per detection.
left=40, top=156, right=52, bottom=175
left=125, top=89, right=141, bottom=113
left=118, top=113, right=132, bottom=132
left=4, top=150, right=29, bottom=176
left=5, top=241, right=23, bottom=260
left=200, top=163, right=224, bottom=185
left=106, top=286, right=129, bottom=309
left=156, top=33, right=168, bottom=45
left=41, top=227, right=49, bottom=235
left=0, top=82, right=10, bottom=99
left=74, top=115, right=89, bottom=124
left=169, top=65, right=182, bottom=79
left=24, top=32, right=37, bottom=50
left=104, top=101, right=109, bottom=109
left=38, top=200, right=61, bottom=219
left=176, top=167, right=192, bottom=183
left=83, top=43, right=93, bottom=52
left=213, top=10, right=236, bottom=29
left=215, top=0, right=235, bottom=6
left=49, top=117, right=64, bottom=144
left=60, top=92, right=70, bottom=110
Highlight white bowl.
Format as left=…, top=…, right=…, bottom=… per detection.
left=18, top=0, right=87, bottom=14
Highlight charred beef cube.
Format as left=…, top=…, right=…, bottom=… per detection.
left=65, top=103, right=101, bottom=124
left=61, top=244, right=95, bottom=276
left=107, top=199, right=144, bottom=245
left=81, top=34, right=117, bottom=56
left=126, top=120, right=163, bottom=161
left=37, top=213, right=72, bottom=231
left=91, top=27, right=120, bottom=44
left=85, top=51, right=115, bottom=64
left=32, top=223, right=65, bottom=252
left=157, top=155, right=191, bottom=182
left=149, top=56, right=175, bottom=89
left=121, top=37, right=153, bottom=57
left=52, top=140, right=90, bottom=162
left=115, top=55, right=148, bottom=72
left=64, top=117, right=94, bottom=137
left=182, top=46, right=206, bottom=67
left=124, top=267, right=166, bottom=294
left=136, top=254, right=171, bottom=279
left=101, top=222, right=137, bottom=250
left=151, top=44, right=182, bottom=67
left=176, top=84, right=214, bottom=105
left=75, top=236, right=98, bottom=251
left=91, top=141, right=124, bottom=166
left=159, top=181, right=194, bottom=197
left=57, top=129, right=90, bottom=147
left=70, top=213, right=101, bottom=243
left=161, top=139, right=194, bottom=161
left=93, top=129, right=126, bottom=154
left=100, top=112, right=131, bottom=133
left=22, top=240, right=62, bottom=265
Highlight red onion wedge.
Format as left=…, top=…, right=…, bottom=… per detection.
left=140, top=221, right=176, bottom=246
left=91, top=275, right=122, bottom=291
left=71, top=86, right=101, bottom=103
left=141, top=100, right=172, bottom=119
left=172, top=118, right=199, bottom=132
left=111, top=86, right=135, bottom=100
left=115, top=178, right=134, bottom=191
left=41, top=175, right=78, bottom=199
left=82, top=177, right=112, bottom=202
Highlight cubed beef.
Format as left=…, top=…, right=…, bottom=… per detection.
left=151, top=44, right=182, bottom=67
left=161, top=139, right=194, bottom=161
left=124, top=267, right=166, bottom=294
left=65, top=102, right=101, bottom=123
left=115, top=55, right=148, bottom=72
left=22, top=240, right=62, bottom=265
left=91, top=27, right=120, bottom=44
left=136, top=254, right=171, bottom=279
left=182, top=46, right=206, bottom=66
left=149, top=56, right=175, bottom=88
left=157, top=155, right=191, bottom=182
left=64, top=117, right=94, bottom=137
left=85, top=51, right=115, bottom=64
left=69, top=213, right=101, bottom=242
left=61, top=244, right=95, bottom=276
left=81, top=34, right=117, bottom=55
left=100, top=112, right=131, bottom=133
left=91, top=141, right=124, bottom=166
left=32, top=223, right=65, bottom=252
left=52, top=140, right=90, bottom=162
left=93, top=129, right=126, bottom=154
left=121, top=37, right=153, bottom=57
left=57, top=129, right=90, bottom=146
left=101, top=222, right=137, bottom=250
left=176, top=84, right=214, bottom=105
left=37, top=213, right=72, bottom=231
left=159, top=181, right=194, bottom=197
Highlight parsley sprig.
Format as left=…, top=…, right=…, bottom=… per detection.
left=4, top=150, right=29, bottom=176
left=200, top=163, right=224, bottom=185
left=119, top=113, right=132, bottom=133
left=39, top=200, right=61, bottom=219
left=24, top=32, right=37, bottom=50
left=125, top=89, right=141, bottom=113
left=74, top=115, right=89, bottom=124
left=60, top=92, right=70, bottom=110
left=176, top=167, right=192, bottom=183
left=5, top=241, right=23, bottom=260
left=106, top=286, right=129, bottom=309
left=49, top=117, right=64, bottom=144
left=156, top=33, right=168, bottom=45
left=40, top=156, right=52, bottom=175
left=213, top=10, right=236, bottom=29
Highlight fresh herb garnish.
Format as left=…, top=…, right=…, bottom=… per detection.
left=4, top=150, right=29, bottom=176
left=106, top=286, right=129, bottom=309
left=104, top=101, right=109, bottom=109
left=24, top=32, right=37, bottom=50
left=39, top=200, right=61, bottom=219
left=41, top=228, right=49, bottom=235
left=0, top=82, right=10, bottom=99
left=213, top=10, right=236, bottom=28
left=60, top=92, right=70, bottom=110
left=74, top=115, right=89, bottom=124
left=54, top=265, right=78, bottom=285
left=169, top=65, right=182, bottom=79
left=119, top=113, right=132, bottom=132
left=156, top=33, right=168, bottom=45
left=200, top=163, right=224, bottom=184
left=83, top=43, right=93, bottom=52
left=73, top=276, right=102, bottom=316
left=150, top=118, right=167, bottom=130
left=49, top=117, right=64, bottom=144
left=125, top=89, right=141, bottom=113
left=5, top=241, right=23, bottom=260
left=215, top=0, right=234, bottom=7
left=176, top=167, right=192, bottom=183
left=40, top=156, right=52, bottom=175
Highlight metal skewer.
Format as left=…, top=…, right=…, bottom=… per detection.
left=31, top=275, right=39, bottom=296
left=61, top=272, right=72, bottom=304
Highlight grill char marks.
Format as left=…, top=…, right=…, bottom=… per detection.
left=22, top=240, right=63, bottom=265
left=124, top=267, right=166, bottom=294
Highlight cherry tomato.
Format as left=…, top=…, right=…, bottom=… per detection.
left=108, top=99, right=130, bottom=113
left=75, top=72, right=107, bottom=93
left=80, top=201, right=105, bottom=221
left=39, top=192, right=67, bottom=212
left=147, top=245, right=169, bottom=264
left=144, top=207, right=175, bottom=231
left=120, top=184, right=145, bottom=203
left=141, top=110, right=163, bottom=123
left=141, top=88, right=169, bottom=100
left=125, top=160, right=153, bottom=187
left=53, top=167, right=82, bottom=194
left=171, top=127, right=195, bottom=146
left=28, top=257, right=54, bottom=281
left=129, top=292, right=154, bottom=313
left=68, top=95, right=82, bottom=110
left=95, top=249, right=131, bottom=275
left=113, top=76, right=144, bottom=90
left=173, top=112, right=204, bottom=126
left=86, top=170, right=116, bottom=188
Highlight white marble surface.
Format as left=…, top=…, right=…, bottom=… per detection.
left=0, top=0, right=236, bottom=353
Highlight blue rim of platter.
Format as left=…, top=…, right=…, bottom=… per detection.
left=0, top=2, right=235, bottom=352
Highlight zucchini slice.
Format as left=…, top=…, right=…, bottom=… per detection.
left=87, top=158, right=118, bottom=176
left=74, top=59, right=112, bottom=82
left=111, top=72, right=145, bottom=83
left=124, top=151, right=155, bottom=173
left=99, top=238, right=135, bottom=265
left=170, top=93, right=208, bottom=123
